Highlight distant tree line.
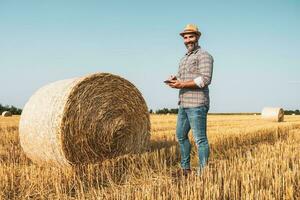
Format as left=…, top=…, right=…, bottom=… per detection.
left=0, top=104, right=22, bottom=115
left=284, top=110, right=300, bottom=115
left=149, top=108, right=178, bottom=114
left=150, top=108, right=300, bottom=115
left=2, top=103, right=298, bottom=116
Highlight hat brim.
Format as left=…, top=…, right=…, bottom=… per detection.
left=179, top=31, right=201, bottom=37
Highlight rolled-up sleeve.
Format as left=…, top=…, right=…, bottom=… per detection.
left=194, top=52, right=214, bottom=88
left=193, top=76, right=204, bottom=88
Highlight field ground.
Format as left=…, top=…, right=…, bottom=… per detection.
left=0, top=115, right=300, bottom=199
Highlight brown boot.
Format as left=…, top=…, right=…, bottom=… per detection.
left=182, top=168, right=192, bottom=176
left=172, top=168, right=192, bottom=178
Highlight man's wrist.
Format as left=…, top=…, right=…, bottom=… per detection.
left=181, top=81, right=186, bottom=88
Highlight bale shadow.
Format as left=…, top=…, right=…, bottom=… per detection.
left=148, top=139, right=177, bottom=152
left=69, top=140, right=182, bottom=196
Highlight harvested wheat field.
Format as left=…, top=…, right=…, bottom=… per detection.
left=0, top=114, right=300, bottom=199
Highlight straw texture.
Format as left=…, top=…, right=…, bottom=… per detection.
left=261, top=107, right=284, bottom=122
left=19, top=73, right=150, bottom=167
left=1, top=111, right=12, bottom=117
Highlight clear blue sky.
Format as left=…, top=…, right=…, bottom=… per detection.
left=0, top=0, right=299, bottom=112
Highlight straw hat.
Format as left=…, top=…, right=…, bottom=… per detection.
left=180, top=24, right=201, bottom=37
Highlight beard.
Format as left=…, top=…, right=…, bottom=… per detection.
left=185, top=41, right=198, bottom=52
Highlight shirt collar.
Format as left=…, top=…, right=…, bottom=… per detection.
left=186, top=45, right=201, bottom=56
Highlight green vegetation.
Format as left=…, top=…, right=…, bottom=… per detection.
left=0, top=104, right=22, bottom=115
left=151, top=108, right=300, bottom=115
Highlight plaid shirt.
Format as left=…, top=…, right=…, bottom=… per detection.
left=177, top=46, right=214, bottom=108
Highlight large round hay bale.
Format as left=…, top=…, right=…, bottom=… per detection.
left=261, top=107, right=284, bottom=122
left=2, top=111, right=12, bottom=117
left=19, top=73, right=150, bottom=167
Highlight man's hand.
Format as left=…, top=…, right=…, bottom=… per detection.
left=167, top=79, right=200, bottom=89
left=168, top=75, right=177, bottom=81
left=168, top=80, right=185, bottom=89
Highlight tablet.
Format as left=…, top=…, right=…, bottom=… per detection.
left=164, top=80, right=173, bottom=83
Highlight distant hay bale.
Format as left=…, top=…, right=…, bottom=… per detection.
left=292, top=113, right=296, bottom=116
left=2, top=111, right=12, bottom=117
left=261, top=107, right=284, bottom=122
left=19, top=73, right=150, bottom=167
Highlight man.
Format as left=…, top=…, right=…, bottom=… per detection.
left=166, top=24, right=214, bottom=176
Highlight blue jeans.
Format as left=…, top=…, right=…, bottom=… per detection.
left=176, top=105, right=210, bottom=170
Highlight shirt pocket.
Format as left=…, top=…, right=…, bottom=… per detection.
left=188, top=59, right=200, bottom=73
